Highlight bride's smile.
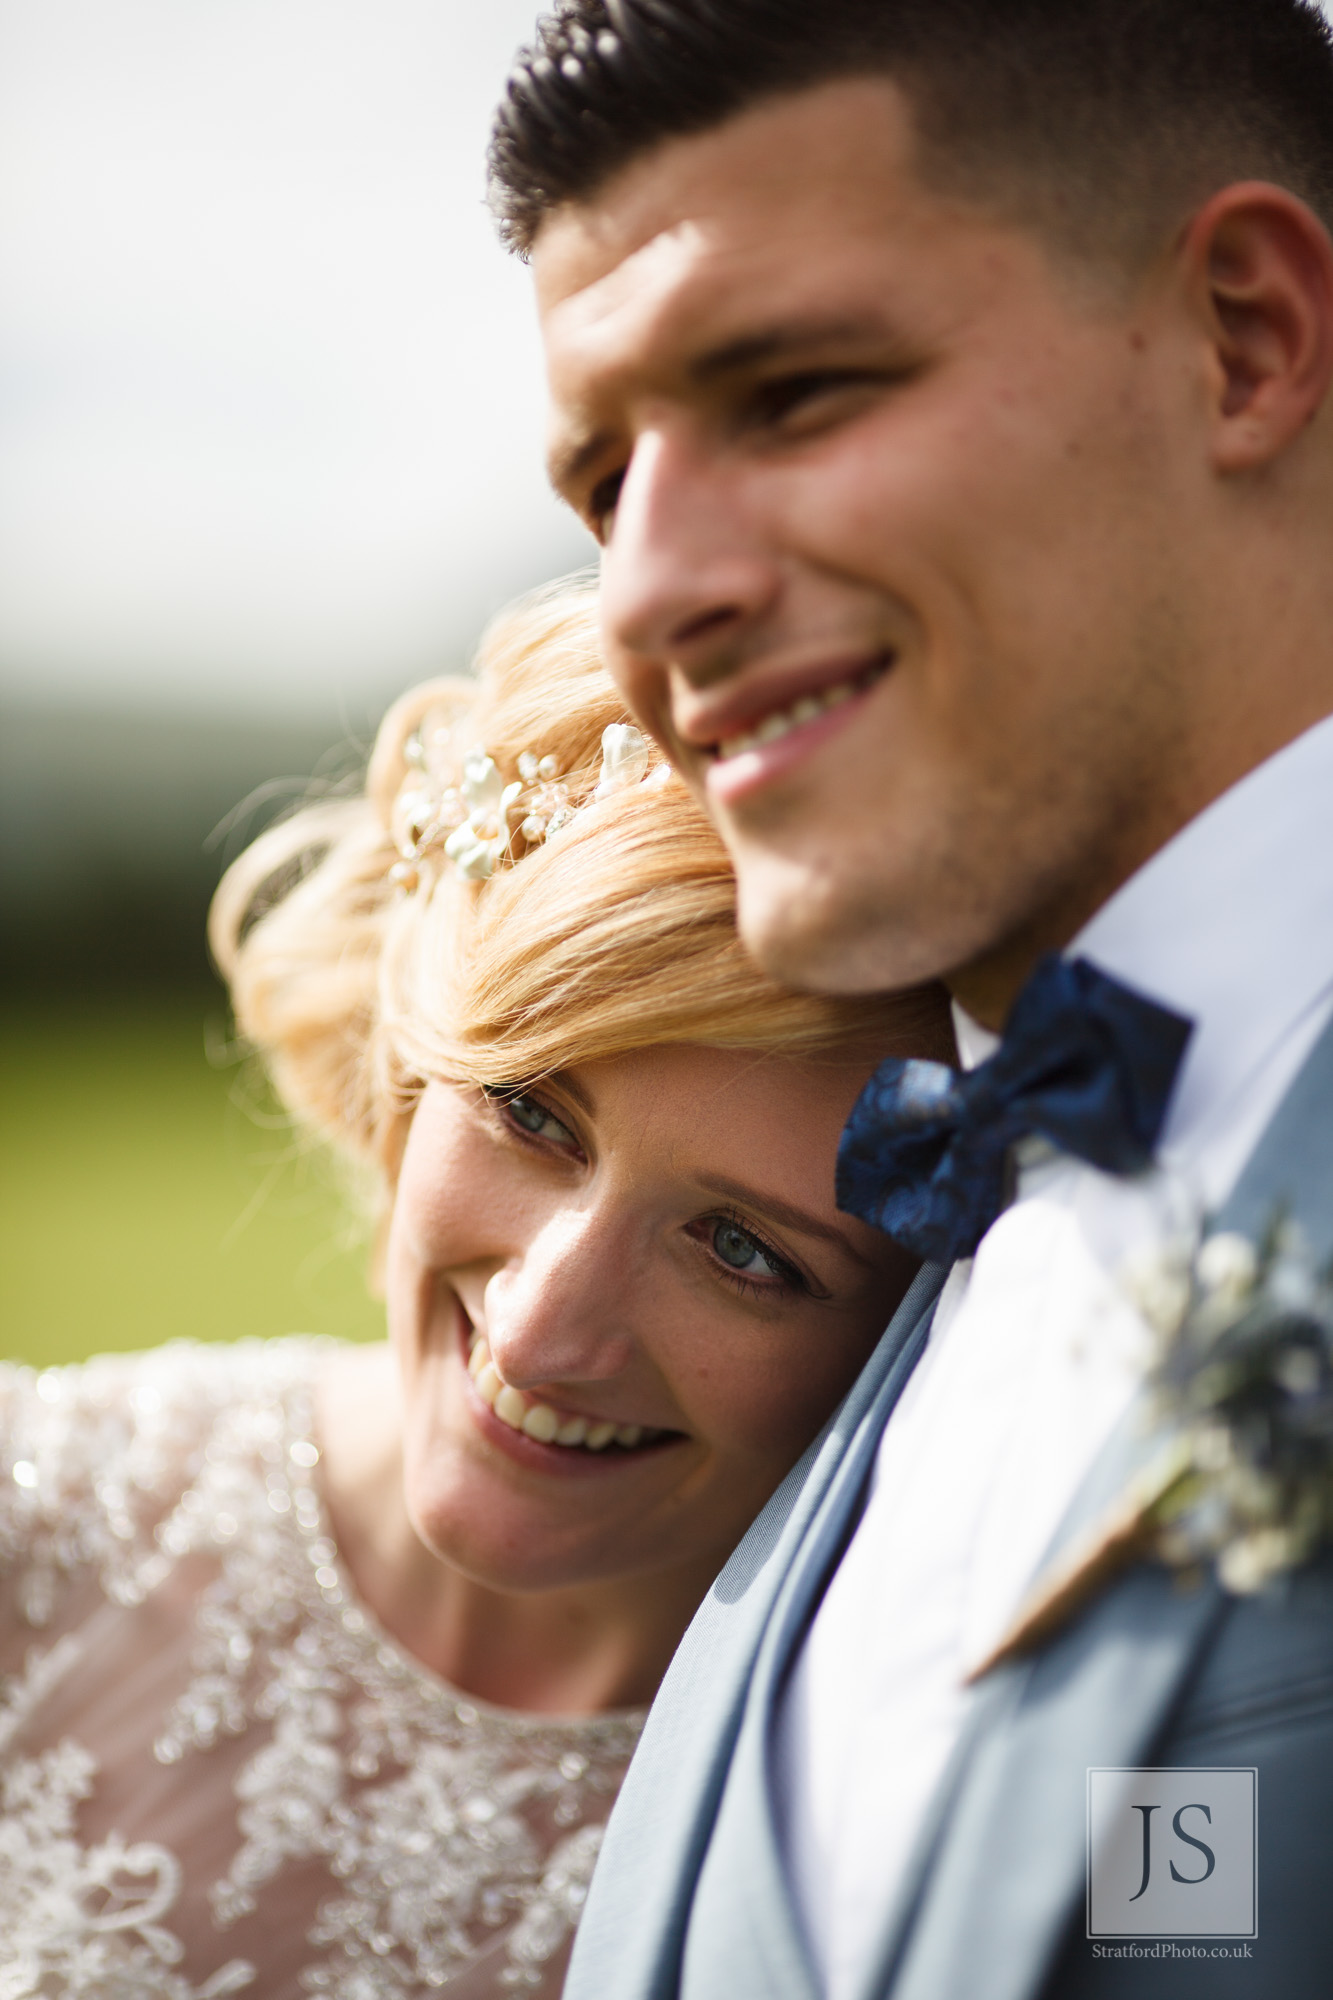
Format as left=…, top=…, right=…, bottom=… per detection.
left=387, top=1043, right=913, bottom=1599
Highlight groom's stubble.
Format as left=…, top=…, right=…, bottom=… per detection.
left=532, top=80, right=1333, bottom=1027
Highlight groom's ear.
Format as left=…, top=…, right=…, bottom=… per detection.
left=1182, top=181, right=1333, bottom=473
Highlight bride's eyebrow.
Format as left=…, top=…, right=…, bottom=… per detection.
left=694, top=1171, right=860, bottom=1255
left=491, top=1072, right=594, bottom=1114
left=550, top=1071, right=593, bottom=1113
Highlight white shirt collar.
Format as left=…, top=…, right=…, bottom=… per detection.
left=951, top=1003, right=998, bottom=1073
left=953, top=712, right=1333, bottom=1158
left=1075, top=713, right=1333, bottom=1153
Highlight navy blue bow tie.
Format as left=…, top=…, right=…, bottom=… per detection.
left=836, top=954, right=1194, bottom=1266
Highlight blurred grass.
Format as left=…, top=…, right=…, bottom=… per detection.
left=1, top=1002, right=384, bottom=1367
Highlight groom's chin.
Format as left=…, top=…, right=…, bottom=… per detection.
left=733, top=846, right=954, bottom=998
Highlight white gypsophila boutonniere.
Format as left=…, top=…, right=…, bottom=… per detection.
left=969, top=1204, right=1333, bottom=1681
left=1129, top=1217, right=1333, bottom=1594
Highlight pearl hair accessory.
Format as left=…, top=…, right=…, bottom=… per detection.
left=389, top=715, right=660, bottom=890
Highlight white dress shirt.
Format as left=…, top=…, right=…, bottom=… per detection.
left=774, top=714, right=1333, bottom=1999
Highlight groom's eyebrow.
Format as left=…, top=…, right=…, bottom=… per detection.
left=549, top=313, right=902, bottom=496
left=687, top=311, right=898, bottom=383
left=696, top=1171, right=865, bottom=1257
left=549, top=426, right=616, bottom=499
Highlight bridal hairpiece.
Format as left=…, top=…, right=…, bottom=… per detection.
left=389, top=714, right=660, bottom=890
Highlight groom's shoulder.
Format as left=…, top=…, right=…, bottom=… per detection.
left=659, top=1256, right=947, bottom=1674
left=716, top=1258, right=949, bottom=1595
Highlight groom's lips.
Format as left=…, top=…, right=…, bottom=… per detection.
left=679, top=650, right=894, bottom=807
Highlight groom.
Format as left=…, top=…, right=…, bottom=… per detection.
left=493, top=3, right=1333, bottom=1994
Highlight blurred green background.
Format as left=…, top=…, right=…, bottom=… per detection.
left=0, top=704, right=384, bottom=1368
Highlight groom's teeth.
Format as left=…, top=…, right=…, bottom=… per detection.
left=715, top=671, right=872, bottom=760
left=468, top=1338, right=655, bottom=1454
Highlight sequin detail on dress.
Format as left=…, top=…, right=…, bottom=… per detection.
left=0, top=1641, right=256, bottom=1997
left=0, top=1342, right=644, bottom=1997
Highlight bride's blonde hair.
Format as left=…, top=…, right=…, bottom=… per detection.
left=210, top=584, right=951, bottom=1188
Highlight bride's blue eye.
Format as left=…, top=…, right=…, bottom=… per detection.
left=712, top=1219, right=783, bottom=1280
left=501, top=1092, right=576, bottom=1147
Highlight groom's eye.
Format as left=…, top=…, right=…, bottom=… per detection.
left=747, top=366, right=899, bottom=435
left=588, top=468, right=625, bottom=538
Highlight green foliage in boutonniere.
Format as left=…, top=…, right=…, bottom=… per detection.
left=1133, top=1220, right=1333, bottom=1594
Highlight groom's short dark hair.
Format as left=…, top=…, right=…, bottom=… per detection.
left=488, top=0, right=1333, bottom=271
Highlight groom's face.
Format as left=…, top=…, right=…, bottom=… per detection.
left=535, top=80, right=1197, bottom=998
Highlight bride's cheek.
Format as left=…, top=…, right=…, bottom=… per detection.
left=685, top=1351, right=807, bottom=1458
left=720, top=1319, right=870, bottom=1455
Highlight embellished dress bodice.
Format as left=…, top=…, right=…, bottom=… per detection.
left=0, top=1340, right=644, bottom=1998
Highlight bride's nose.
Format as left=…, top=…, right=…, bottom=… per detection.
left=482, top=1209, right=635, bottom=1390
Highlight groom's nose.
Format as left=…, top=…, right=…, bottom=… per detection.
left=600, top=428, right=781, bottom=690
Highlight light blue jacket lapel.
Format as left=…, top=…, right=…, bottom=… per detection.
left=680, top=1269, right=948, bottom=1999
left=1210, top=998, right=1333, bottom=1262
left=565, top=1262, right=947, bottom=2000
left=860, top=1003, right=1333, bottom=2000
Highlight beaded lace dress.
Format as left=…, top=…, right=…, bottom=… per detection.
left=0, top=1339, right=645, bottom=1999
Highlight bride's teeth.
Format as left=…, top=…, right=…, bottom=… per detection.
left=755, top=711, right=789, bottom=745
left=522, top=1403, right=561, bottom=1443
left=494, top=1385, right=529, bottom=1430
left=468, top=1337, right=655, bottom=1452
left=791, top=695, right=823, bottom=725
left=822, top=680, right=855, bottom=708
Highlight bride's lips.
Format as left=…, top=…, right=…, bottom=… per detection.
left=458, top=1324, right=682, bottom=1480
left=692, top=652, right=893, bottom=808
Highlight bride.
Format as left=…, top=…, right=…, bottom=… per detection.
left=0, top=587, right=951, bottom=1998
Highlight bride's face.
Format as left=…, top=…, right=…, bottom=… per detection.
left=386, top=1041, right=917, bottom=1596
